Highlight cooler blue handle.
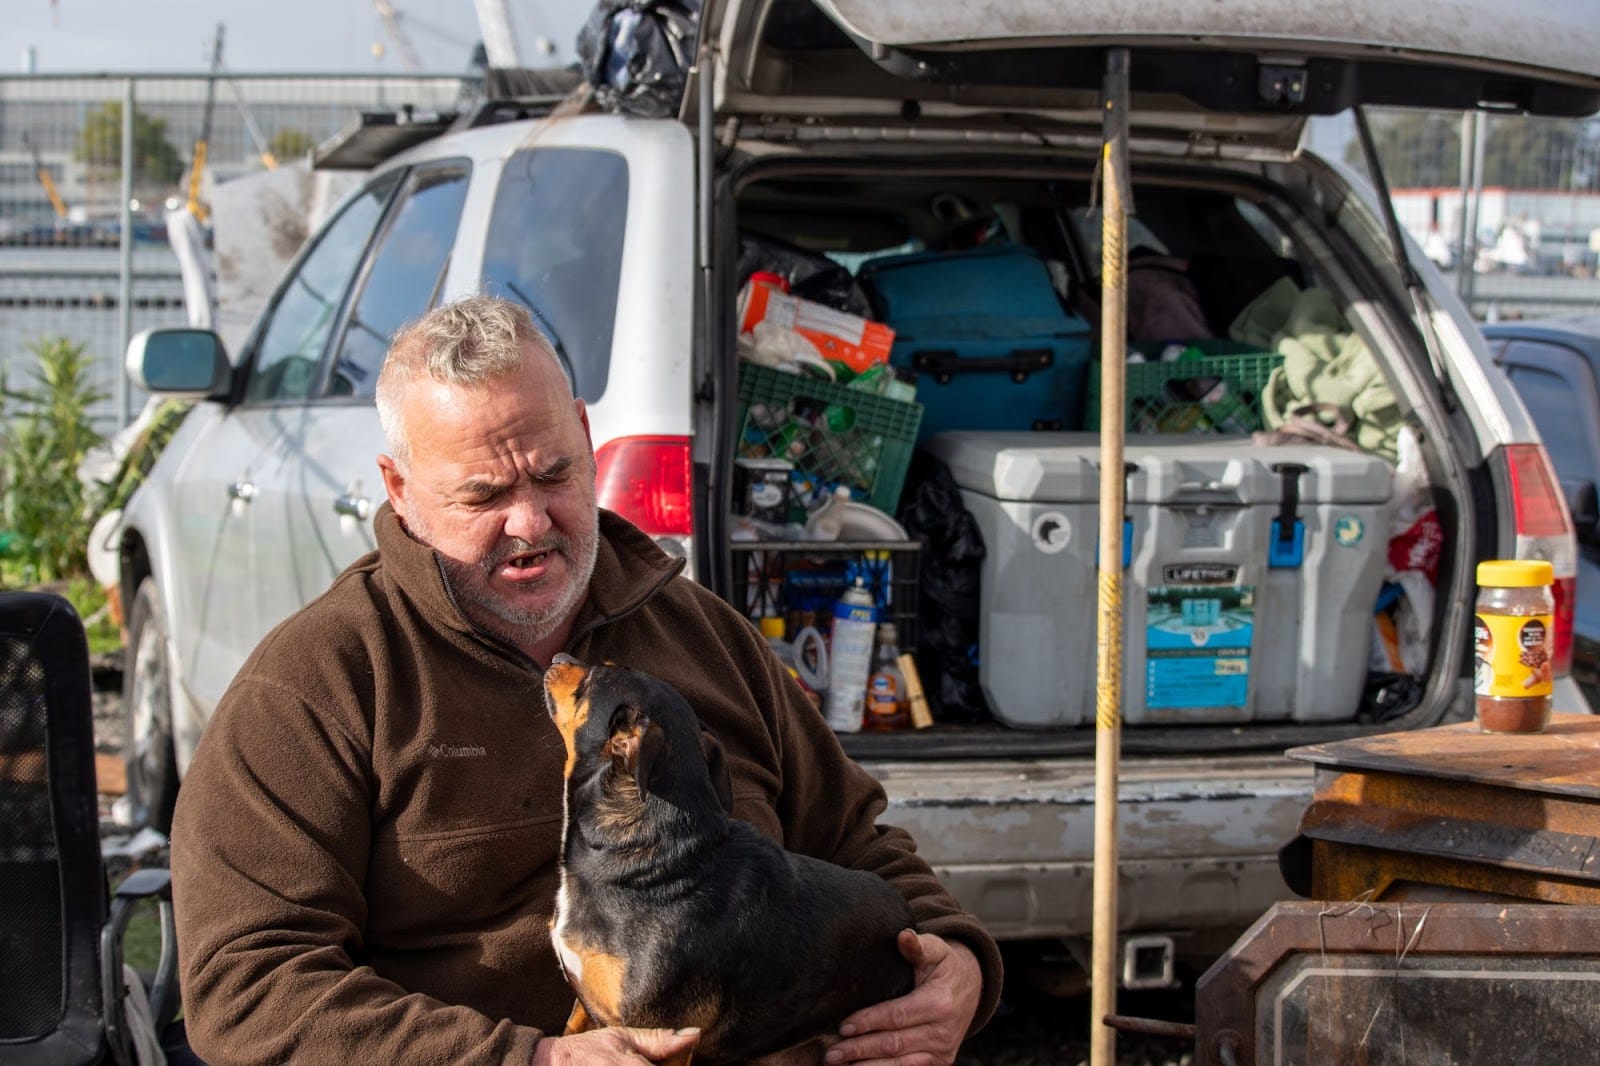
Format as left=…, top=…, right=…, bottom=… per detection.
left=1094, top=518, right=1134, bottom=569
left=1269, top=519, right=1305, bottom=569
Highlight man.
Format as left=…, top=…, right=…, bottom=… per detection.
left=172, top=296, right=1002, bottom=1064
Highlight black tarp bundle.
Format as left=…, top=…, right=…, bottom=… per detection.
left=899, top=453, right=992, bottom=725
left=736, top=232, right=876, bottom=318
left=576, top=0, right=703, bottom=119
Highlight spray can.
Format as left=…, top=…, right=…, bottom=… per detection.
left=824, top=579, right=878, bottom=732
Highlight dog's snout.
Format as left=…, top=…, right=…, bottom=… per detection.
left=544, top=655, right=588, bottom=728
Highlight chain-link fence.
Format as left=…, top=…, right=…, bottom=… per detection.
left=0, top=73, right=477, bottom=429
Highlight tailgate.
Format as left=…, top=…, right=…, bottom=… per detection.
left=865, top=753, right=1314, bottom=939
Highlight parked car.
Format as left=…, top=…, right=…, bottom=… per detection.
left=115, top=0, right=1598, bottom=984
left=1483, top=317, right=1600, bottom=710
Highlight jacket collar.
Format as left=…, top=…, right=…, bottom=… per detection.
left=373, top=502, right=685, bottom=652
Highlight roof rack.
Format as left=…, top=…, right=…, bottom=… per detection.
left=312, top=106, right=460, bottom=171
left=311, top=67, right=587, bottom=171
left=464, top=65, right=586, bottom=129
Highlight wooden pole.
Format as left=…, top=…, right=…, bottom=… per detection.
left=1091, top=45, right=1131, bottom=1066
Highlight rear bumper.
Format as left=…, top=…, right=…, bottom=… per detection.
left=864, top=753, right=1315, bottom=941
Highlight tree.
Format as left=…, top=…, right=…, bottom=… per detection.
left=1344, top=111, right=1462, bottom=188
left=268, top=127, right=316, bottom=163
left=1484, top=117, right=1585, bottom=189
left=75, top=102, right=184, bottom=185
left=1347, top=111, right=1600, bottom=191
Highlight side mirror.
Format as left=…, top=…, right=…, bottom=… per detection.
left=125, top=328, right=232, bottom=399
left=1563, top=479, right=1599, bottom=545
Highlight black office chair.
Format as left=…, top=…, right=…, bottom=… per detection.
left=0, top=591, right=179, bottom=1065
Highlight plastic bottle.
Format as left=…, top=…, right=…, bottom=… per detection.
left=792, top=623, right=830, bottom=695
left=759, top=614, right=791, bottom=662
left=864, top=623, right=909, bottom=731
left=824, top=579, right=878, bottom=733
left=805, top=486, right=852, bottom=541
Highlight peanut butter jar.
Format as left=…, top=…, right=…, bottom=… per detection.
left=1473, top=560, right=1555, bottom=734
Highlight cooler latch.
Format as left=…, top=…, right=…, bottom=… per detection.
left=1096, top=462, right=1139, bottom=570
left=1270, top=463, right=1309, bottom=569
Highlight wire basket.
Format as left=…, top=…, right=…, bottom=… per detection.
left=731, top=539, right=921, bottom=647
left=737, top=362, right=923, bottom=515
left=1087, top=343, right=1283, bottom=434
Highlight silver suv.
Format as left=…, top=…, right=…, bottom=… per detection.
left=116, top=0, right=1599, bottom=977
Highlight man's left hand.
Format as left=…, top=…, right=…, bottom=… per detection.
left=825, top=930, right=983, bottom=1065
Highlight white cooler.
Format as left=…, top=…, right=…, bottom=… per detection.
left=923, top=432, right=1394, bottom=727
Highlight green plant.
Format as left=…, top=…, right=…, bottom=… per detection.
left=75, top=101, right=185, bottom=185
left=268, top=126, right=316, bottom=162
left=0, top=337, right=109, bottom=583
left=62, top=576, right=122, bottom=656
left=113, top=873, right=167, bottom=977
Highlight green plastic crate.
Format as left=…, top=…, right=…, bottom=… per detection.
left=737, top=362, right=923, bottom=515
left=1087, top=342, right=1283, bottom=434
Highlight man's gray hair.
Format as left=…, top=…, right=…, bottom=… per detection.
left=377, top=295, right=559, bottom=471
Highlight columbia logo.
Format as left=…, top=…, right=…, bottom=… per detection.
left=428, top=743, right=488, bottom=758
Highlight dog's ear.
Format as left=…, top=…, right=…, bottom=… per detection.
left=608, top=709, right=665, bottom=797
left=699, top=724, right=734, bottom=812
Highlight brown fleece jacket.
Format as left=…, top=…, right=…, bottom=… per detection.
left=171, top=505, right=1002, bottom=1065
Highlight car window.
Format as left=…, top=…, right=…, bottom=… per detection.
left=244, top=173, right=402, bottom=405
left=481, top=148, right=629, bottom=401
left=328, top=165, right=471, bottom=399
left=1507, top=362, right=1600, bottom=487
left=1069, top=206, right=1169, bottom=276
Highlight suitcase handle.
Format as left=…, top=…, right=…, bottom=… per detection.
left=910, top=348, right=1054, bottom=385
left=1168, top=480, right=1248, bottom=508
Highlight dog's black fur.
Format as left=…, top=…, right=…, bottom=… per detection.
left=545, top=654, right=915, bottom=1065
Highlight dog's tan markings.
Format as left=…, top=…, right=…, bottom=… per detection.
left=562, top=998, right=594, bottom=1036
left=606, top=724, right=643, bottom=768
left=545, top=660, right=589, bottom=778
left=572, top=947, right=628, bottom=1025
left=668, top=993, right=718, bottom=1037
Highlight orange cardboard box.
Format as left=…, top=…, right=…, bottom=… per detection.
left=738, top=282, right=894, bottom=377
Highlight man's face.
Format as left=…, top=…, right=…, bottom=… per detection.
left=378, top=344, right=600, bottom=653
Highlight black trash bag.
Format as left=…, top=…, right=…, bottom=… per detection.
left=576, top=0, right=702, bottom=119
left=899, top=451, right=992, bottom=725
left=1359, top=671, right=1424, bottom=724
left=737, top=232, right=875, bottom=319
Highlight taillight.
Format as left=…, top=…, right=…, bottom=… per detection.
left=1552, top=575, right=1576, bottom=676
left=1500, top=443, right=1577, bottom=675
left=594, top=435, right=693, bottom=537
left=1504, top=443, right=1569, bottom=537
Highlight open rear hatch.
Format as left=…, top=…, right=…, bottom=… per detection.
left=695, top=0, right=1597, bottom=748
left=694, top=0, right=1600, bottom=156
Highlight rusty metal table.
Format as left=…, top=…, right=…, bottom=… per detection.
left=1287, top=712, right=1600, bottom=903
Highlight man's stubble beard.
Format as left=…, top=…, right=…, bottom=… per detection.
left=406, top=508, right=600, bottom=651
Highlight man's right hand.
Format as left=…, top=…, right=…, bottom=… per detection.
left=532, top=1026, right=700, bottom=1065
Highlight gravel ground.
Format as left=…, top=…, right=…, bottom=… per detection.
left=91, top=669, right=1191, bottom=1065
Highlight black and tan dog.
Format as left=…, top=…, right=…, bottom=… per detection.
left=543, top=654, right=915, bottom=1065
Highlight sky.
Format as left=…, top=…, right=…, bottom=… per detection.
left=3, top=0, right=591, bottom=74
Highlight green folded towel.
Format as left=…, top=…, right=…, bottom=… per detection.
left=1230, top=278, right=1400, bottom=462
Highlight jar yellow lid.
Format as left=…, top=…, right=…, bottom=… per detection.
left=1477, top=559, right=1554, bottom=588
left=758, top=616, right=787, bottom=639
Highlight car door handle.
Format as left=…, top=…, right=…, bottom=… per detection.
left=333, top=492, right=372, bottom=521
left=227, top=479, right=257, bottom=502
